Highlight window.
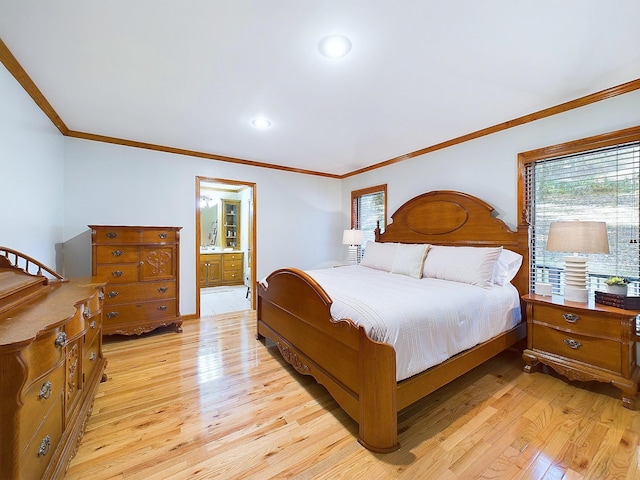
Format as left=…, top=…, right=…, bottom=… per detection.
left=519, top=126, right=640, bottom=296
left=351, top=185, right=387, bottom=259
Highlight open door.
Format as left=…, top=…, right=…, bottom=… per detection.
left=196, top=176, right=256, bottom=318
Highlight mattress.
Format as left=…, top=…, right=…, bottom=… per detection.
left=305, top=265, right=521, bottom=381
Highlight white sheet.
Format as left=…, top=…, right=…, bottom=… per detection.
left=305, top=265, right=521, bottom=381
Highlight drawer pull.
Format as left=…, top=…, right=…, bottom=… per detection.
left=158, top=305, right=168, bottom=311
left=158, top=233, right=168, bottom=239
left=90, top=320, right=97, bottom=329
left=107, top=291, right=119, bottom=298
left=38, top=435, right=51, bottom=457
left=564, top=339, right=582, bottom=349
left=111, top=250, right=125, bottom=257
left=83, top=307, right=91, bottom=318
left=106, top=312, right=119, bottom=319
left=90, top=352, right=97, bottom=361
left=54, top=332, right=67, bottom=348
left=98, top=291, right=105, bottom=301
left=38, top=381, right=52, bottom=400
left=111, top=270, right=124, bottom=278
left=562, top=313, right=580, bottom=323
left=157, top=287, right=168, bottom=294
left=106, top=232, right=118, bottom=239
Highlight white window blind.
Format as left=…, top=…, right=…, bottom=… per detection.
left=353, top=189, right=385, bottom=260
left=525, top=141, right=640, bottom=296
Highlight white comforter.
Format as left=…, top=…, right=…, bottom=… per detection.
left=305, top=265, right=521, bottom=381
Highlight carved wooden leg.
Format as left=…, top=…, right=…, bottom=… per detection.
left=522, top=350, right=539, bottom=374
left=175, top=322, right=183, bottom=333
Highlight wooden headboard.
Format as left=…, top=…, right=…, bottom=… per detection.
left=376, top=190, right=530, bottom=296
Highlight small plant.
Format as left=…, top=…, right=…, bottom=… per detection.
left=605, top=276, right=629, bottom=286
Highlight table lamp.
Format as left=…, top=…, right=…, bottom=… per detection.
left=546, top=221, right=609, bottom=302
left=342, top=229, right=364, bottom=265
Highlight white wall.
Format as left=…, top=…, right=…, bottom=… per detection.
left=342, top=89, right=640, bottom=231
left=0, top=65, right=65, bottom=269
left=62, top=138, right=343, bottom=316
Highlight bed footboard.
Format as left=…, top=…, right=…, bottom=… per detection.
left=256, top=268, right=400, bottom=452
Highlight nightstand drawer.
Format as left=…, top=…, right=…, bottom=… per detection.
left=532, top=324, right=622, bottom=374
left=531, top=303, right=622, bottom=339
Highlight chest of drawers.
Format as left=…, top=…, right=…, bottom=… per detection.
left=0, top=250, right=106, bottom=480
left=200, top=251, right=244, bottom=287
left=90, top=225, right=182, bottom=336
left=522, top=294, right=639, bottom=409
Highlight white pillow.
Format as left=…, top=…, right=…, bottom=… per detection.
left=423, top=245, right=503, bottom=289
left=391, top=244, right=431, bottom=279
left=360, top=241, right=398, bottom=272
left=492, top=249, right=523, bottom=286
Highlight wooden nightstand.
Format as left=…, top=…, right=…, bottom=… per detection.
left=522, top=293, right=640, bottom=409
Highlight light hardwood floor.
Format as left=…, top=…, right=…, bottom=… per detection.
left=66, top=312, right=640, bottom=479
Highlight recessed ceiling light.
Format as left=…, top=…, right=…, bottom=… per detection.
left=318, top=35, right=352, bottom=58
left=251, top=117, right=272, bottom=129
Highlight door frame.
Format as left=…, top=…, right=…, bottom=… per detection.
left=196, top=176, right=257, bottom=318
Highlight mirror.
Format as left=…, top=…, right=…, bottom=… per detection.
left=200, top=196, right=219, bottom=249
left=200, top=185, right=242, bottom=252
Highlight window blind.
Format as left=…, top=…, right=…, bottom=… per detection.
left=353, top=190, right=385, bottom=260
left=525, top=141, right=640, bottom=296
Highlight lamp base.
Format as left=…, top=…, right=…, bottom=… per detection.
left=564, top=285, right=588, bottom=303
left=347, top=245, right=358, bottom=265
left=563, top=256, right=588, bottom=303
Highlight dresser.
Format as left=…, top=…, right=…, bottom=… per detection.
left=522, top=294, right=639, bottom=409
left=200, top=251, right=244, bottom=287
left=0, top=247, right=106, bottom=480
left=90, top=225, right=182, bottom=336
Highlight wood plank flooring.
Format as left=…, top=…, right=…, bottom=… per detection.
left=65, top=312, right=640, bottom=479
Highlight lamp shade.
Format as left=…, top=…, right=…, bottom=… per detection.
left=342, top=229, right=364, bottom=246
left=546, top=221, right=609, bottom=254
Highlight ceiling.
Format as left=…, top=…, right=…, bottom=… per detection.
left=1, top=1, right=639, bottom=176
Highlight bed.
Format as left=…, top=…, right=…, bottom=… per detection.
left=256, top=190, right=530, bottom=452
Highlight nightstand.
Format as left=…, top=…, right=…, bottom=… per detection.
left=522, top=293, right=640, bottom=409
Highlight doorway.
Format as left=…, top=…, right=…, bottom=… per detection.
left=196, top=176, right=256, bottom=318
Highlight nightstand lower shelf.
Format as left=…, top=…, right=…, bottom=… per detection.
left=523, top=348, right=640, bottom=409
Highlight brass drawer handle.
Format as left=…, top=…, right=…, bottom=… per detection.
left=98, top=291, right=105, bottom=301
left=107, top=291, right=119, bottom=298
left=38, top=435, right=51, bottom=457
left=38, top=381, right=52, bottom=400
left=106, top=312, right=119, bottom=319
left=54, top=332, right=67, bottom=348
left=562, top=313, right=580, bottom=323
left=90, top=320, right=97, bottom=329
left=90, top=352, right=97, bottom=361
left=157, top=287, right=168, bottom=294
left=564, top=339, right=582, bottom=349
left=83, top=307, right=91, bottom=318
left=111, top=270, right=124, bottom=278
left=111, top=250, right=124, bottom=257
left=106, top=232, right=118, bottom=239
left=158, top=305, right=168, bottom=311
left=158, top=233, right=168, bottom=239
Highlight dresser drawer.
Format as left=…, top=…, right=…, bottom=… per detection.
left=141, top=229, right=177, bottom=243
left=19, top=394, right=63, bottom=479
left=531, top=303, right=624, bottom=339
left=19, top=365, right=64, bottom=454
left=223, top=270, right=243, bottom=282
left=83, top=332, right=102, bottom=383
left=95, top=245, right=139, bottom=264
left=64, top=306, right=86, bottom=340
left=95, top=264, right=140, bottom=284
left=93, top=227, right=141, bottom=244
left=223, top=252, right=243, bottom=263
left=21, top=328, right=66, bottom=387
left=104, top=299, right=177, bottom=323
left=532, top=324, right=622, bottom=374
left=103, top=281, right=175, bottom=304
left=84, top=312, right=101, bottom=348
